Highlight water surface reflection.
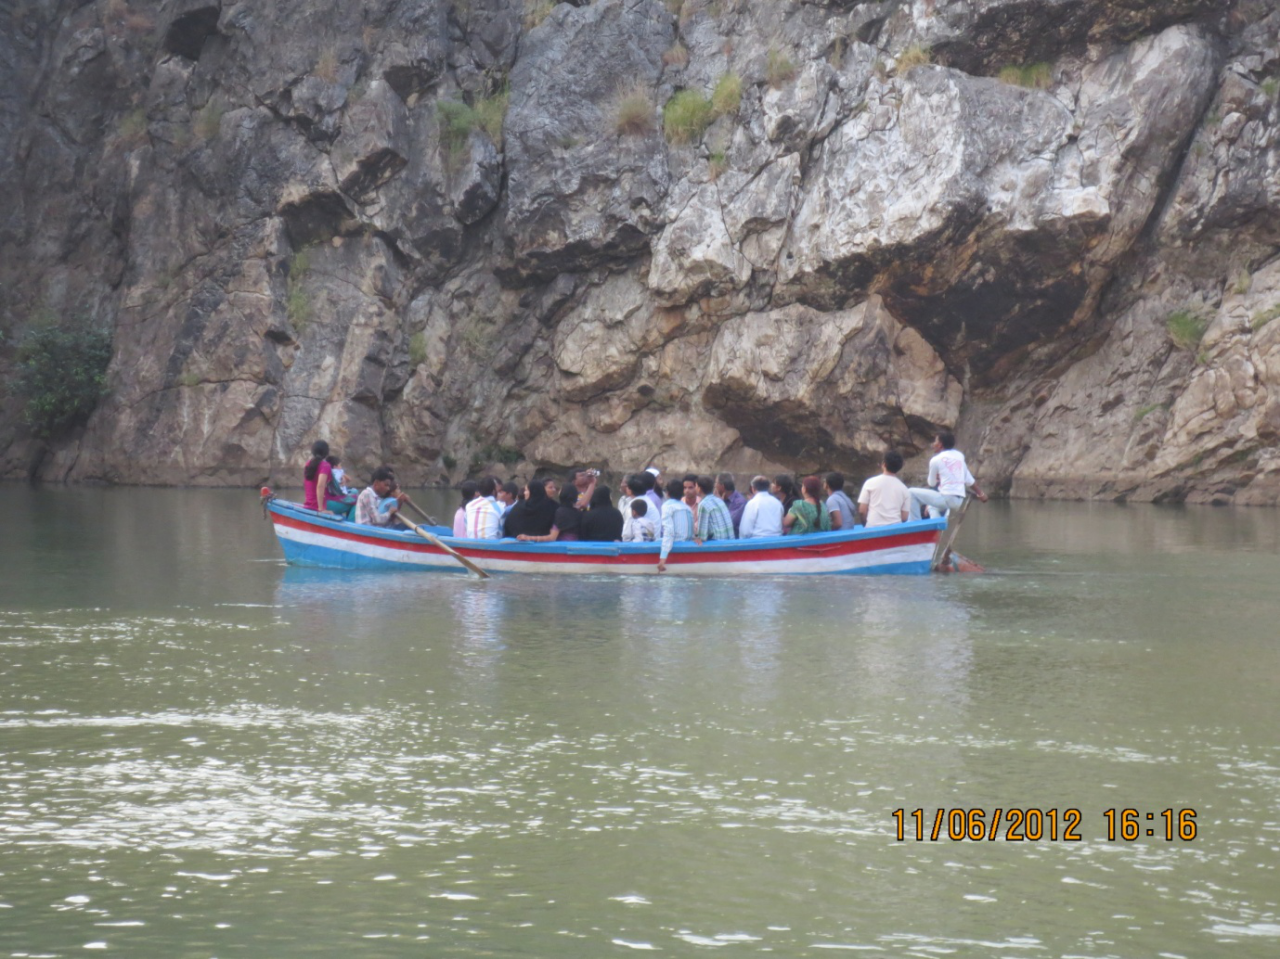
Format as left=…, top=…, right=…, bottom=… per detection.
left=1, top=490, right=1278, bottom=956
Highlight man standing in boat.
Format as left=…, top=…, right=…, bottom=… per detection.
left=907, top=431, right=988, bottom=521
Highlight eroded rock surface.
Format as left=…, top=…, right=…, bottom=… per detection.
left=2, top=0, right=1279, bottom=505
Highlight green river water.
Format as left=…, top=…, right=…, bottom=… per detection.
left=1, top=487, right=1278, bottom=958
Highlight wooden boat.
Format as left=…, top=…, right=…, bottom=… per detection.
left=265, top=497, right=948, bottom=576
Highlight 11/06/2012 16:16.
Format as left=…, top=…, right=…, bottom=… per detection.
left=891, top=808, right=1198, bottom=842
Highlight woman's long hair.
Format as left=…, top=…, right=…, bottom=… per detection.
left=304, top=440, right=330, bottom=482
left=526, top=478, right=548, bottom=502
left=801, top=475, right=822, bottom=503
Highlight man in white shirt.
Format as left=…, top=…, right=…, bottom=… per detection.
left=464, top=476, right=503, bottom=538
left=738, top=475, right=784, bottom=538
left=857, top=451, right=912, bottom=527
left=657, top=478, right=696, bottom=572
left=908, top=431, right=987, bottom=521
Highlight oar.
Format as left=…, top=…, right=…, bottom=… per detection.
left=931, top=496, right=973, bottom=572
left=400, top=494, right=438, bottom=527
left=396, top=513, right=491, bottom=579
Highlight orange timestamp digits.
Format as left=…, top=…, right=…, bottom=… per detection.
left=892, top=808, right=1084, bottom=841
left=891, top=808, right=1199, bottom=842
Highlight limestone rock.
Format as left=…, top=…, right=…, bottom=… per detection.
left=2, top=0, right=1278, bottom=506
left=503, top=0, right=674, bottom=277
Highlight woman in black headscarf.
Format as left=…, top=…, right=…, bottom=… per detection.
left=519, top=484, right=581, bottom=542
left=580, top=486, right=624, bottom=542
left=507, top=477, right=559, bottom=539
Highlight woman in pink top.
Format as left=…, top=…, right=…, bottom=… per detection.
left=302, top=440, right=333, bottom=511
left=453, top=480, right=479, bottom=537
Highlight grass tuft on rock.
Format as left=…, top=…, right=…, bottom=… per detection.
left=476, top=86, right=509, bottom=146
left=523, top=0, right=555, bottom=31
left=314, top=47, right=340, bottom=83
left=664, top=89, right=714, bottom=144
left=286, top=250, right=311, bottom=331
left=711, top=72, right=742, bottom=117
left=895, top=45, right=931, bottom=75
left=663, top=42, right=689, bottom=68
left=1251, top=303, right=1280, bottom=332
left=766, top=46, right=797, bottom=88
left=409, top=331, right=427, bottom=367
left=614, top=83, right=656, bottom=137
left=1166, top=309, right=1208, bottom=351
left=439, top=90, right=508, bottom=155
left=997, top=62, right=1052, bottom=89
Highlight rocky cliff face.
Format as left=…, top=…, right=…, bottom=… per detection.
left=1, top=0, right=1278, bottom=503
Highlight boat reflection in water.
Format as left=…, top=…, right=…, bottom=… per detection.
left=273, top=564, right=978, bottom=723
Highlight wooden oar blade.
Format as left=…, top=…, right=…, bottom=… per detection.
left=396, top=514, right=490, bottom=578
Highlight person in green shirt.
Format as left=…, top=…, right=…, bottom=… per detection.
left=783, top=475, right=832, bottom=535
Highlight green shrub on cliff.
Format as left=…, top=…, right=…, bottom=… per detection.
left=1251, top=303, right=1280, bottom=332
left=711, top=72, right=742, bottom=118
left=766, top=47, right=797, bottom=88
left=439, top=88, right=509, bottom=155
left=998, top=62, right=1053, bottom=89
left=16, top=321, right=113, bottom=438
left=1166, top=309, right=1208, bottom=351
left=286, top=250, right=311, bottom=331
left=895, top=45, right=931, bottom=75
left=664, top=89, right=714, bottom=144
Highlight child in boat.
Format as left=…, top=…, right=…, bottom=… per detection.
left=323, top=454, right=358, bottom=519
left=326, top=455, right=355, bottom=494
left=624, top=499, right=657, bottom=542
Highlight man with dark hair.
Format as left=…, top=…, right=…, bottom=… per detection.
left=497, top=481, right=520, bottom=516
left=858, top=451, right=911, bottom=527
left=824, top=472, right=858, bottom=530
left=355, top=465, right=406, bottom=526
left=465, top=475, right=503, bottom=538
left=657, top=477, right=696, bottom=572
left=715, top=472, right=747, bottom=534
left=908, top=432, right=987, bottom=521
left=694, top=475, right=735, bottom=543
left=738, top=474, right=784, bottom=538
left=681, top=473, right=699, bottom=510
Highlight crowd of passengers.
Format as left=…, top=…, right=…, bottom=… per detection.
left=303, top=433, right=988, bottom=571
